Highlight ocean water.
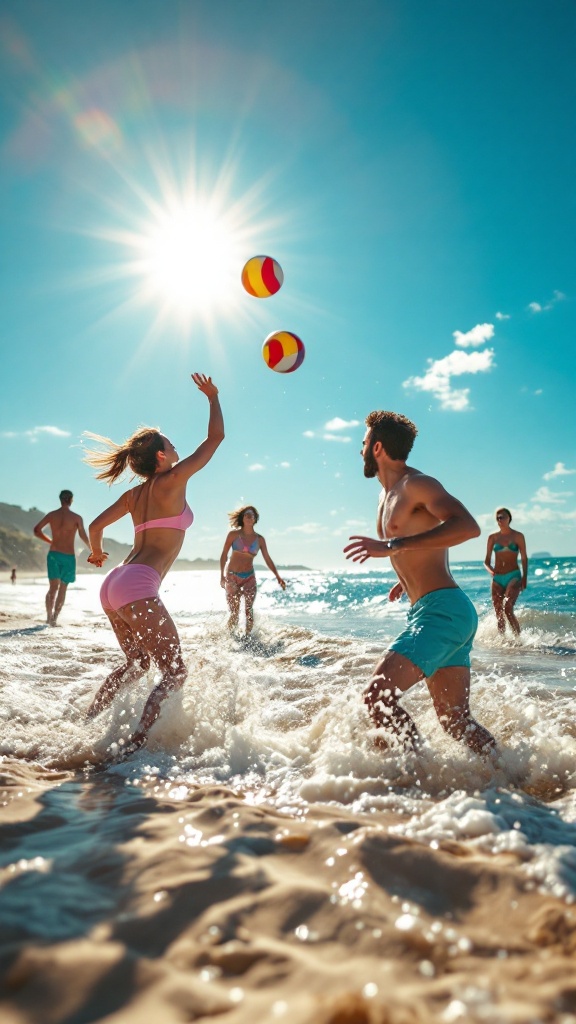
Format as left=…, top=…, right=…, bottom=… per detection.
left=1, top=557, right=576, bottom=952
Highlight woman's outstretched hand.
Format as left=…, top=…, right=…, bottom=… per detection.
left=192, top=373, right=218, bottom=399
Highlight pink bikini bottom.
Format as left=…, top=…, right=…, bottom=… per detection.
left=100, top=564, right=161, bottom=612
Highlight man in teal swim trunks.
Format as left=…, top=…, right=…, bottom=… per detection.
left=344, top=411, right=495, bottom=757
left=34, top=491, right=91, bottom=625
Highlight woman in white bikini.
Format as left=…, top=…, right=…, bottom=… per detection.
left=85, top=373, right=224, bottom=751
left=484, top=507, right=528, bottom=635
left=220, top=505, right=285, bottom=634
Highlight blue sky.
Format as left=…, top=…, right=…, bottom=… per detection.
left=1, top=0, right=575, bottom=568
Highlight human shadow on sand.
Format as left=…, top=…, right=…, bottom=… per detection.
left=0, top=625, right=49, bottom=639
left=0, top=774, right=159, bottom=957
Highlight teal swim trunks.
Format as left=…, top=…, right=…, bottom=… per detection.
left=389, top=587, right=478, bottom=678
left=47, top=550, right=76, bottom=585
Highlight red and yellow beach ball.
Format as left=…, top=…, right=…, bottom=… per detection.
left=241, top=255, right=284, bottom=297
left=262, top=331, right=305, bottom=373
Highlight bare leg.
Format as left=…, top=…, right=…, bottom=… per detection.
left=51, top=582, right=68, bottom=625
left=46, top=580, right=59, bottom=624
left=114, top=598, right=187, bottom=748
left=244, top=577, right=257, bottom=635
left=491, top=583, right=506, bottom=634
left=87, top=610, right=151, bottom=718
left=225, top=578, right=241, bottom=632
left=503, top=581, right=522, bottom=635
left=427, top=665, right=496, bottom=756
left=363, top=651, right=425, bottom=750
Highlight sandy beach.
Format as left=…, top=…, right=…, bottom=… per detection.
left=2, top=747, right=576, bottom=1024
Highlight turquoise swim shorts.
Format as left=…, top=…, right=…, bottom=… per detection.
left=47, top=550, right=76, bottom=585
left=389, top=587, right=478, bottom=678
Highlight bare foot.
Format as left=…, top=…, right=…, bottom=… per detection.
left=123, top=733, right=146, bottom=757
left=370, top=726, right=421, bottom=754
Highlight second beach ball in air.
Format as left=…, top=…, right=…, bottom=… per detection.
left=241, top=255, right=284, bottom=297
left=262, top=331, right=305, bottom=373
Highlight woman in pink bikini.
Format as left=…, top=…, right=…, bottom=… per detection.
left=220, top=505, right=285, bottom=635
left=85, top=372, right=224, bottom=751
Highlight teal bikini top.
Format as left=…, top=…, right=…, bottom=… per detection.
left=494, top=541, right=519, bottom=552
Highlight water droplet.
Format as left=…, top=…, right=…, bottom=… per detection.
left=395, top=914, right=417, bottom=931
left=419, top=960, right=435, bottom=977
left=362, top=982, right=378, bottom=998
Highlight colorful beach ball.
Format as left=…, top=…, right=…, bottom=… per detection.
left=262, top=331, right=305, bottom=374
left=241, top=255, right=284, bottom=297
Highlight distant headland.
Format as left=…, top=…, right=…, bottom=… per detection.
left=0, top=502, right=310, bottom=573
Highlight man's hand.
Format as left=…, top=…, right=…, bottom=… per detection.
left=192, top=373, right=218, bottom=399
left=277, top=577, right=287, bottom=590
left=344, top=535, right=396, bottom=563
left=88, top=551, right=109, bottom=568
left=388, top=581, right=404, bottom=602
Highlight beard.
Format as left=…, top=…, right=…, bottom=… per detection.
left=363, top=446, right=378, bottom=478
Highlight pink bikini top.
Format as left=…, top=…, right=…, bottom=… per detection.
left=134, top=503, right=194, bottom=534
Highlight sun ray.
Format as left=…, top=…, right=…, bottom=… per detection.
left=72, top=145, right=295, bottom=354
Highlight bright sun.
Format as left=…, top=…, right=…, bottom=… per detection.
left=138, top=199, right=242, bottom=318
left=90, top=161, right=287, bottom=343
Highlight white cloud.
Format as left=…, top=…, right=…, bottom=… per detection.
left=520, top=505, right=576, bottom=525
left=495, top=312, right=510, bottom=321
left=1, top=425, right=71, bottom=441
left=403, top=348, right=495, bottom=411
left=531, top=486, right=570, bottom=505
left=324, top=417, right=360, bottom=431
left=527, top=290, right=566, bottom=314
left=543, top=462, right=576, bottom=480
left=284, top=522, right=323, bottom=535
left=304, top=428, right=352, bottom=442
left=248, top=463, right=265, bottom=472
left=279, top=461, right=290, bottom=469
left=30, top=425, right=70, bottom=437
left=477, top=504, right=576, bottom=528
left=453, top=323, right=494, bottom=348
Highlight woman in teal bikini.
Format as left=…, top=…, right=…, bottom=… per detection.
left=484, top=507, right=528, bottom=635
left=220, top=505, right=285, bottom=634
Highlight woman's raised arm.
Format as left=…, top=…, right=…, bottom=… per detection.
left=171, top=373, right=224, bottom=483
